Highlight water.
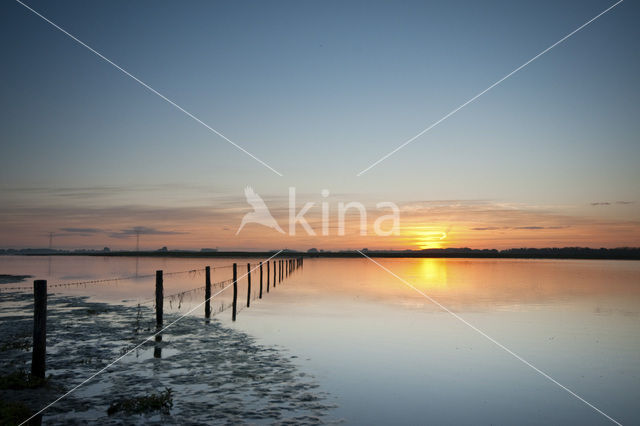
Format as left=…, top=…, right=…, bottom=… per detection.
left=1, top=256, right=639, bottom=424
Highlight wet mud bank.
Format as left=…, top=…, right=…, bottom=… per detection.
left=0, top=293, right=335, bottom=424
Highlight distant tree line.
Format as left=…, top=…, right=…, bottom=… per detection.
left=1, top=247, right=638, bottom=260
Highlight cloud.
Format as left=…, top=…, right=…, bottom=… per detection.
left=513, top=226, right=569, bottom=230
left=590, top=201, right=635, bottom=207
left=471, top=225, right=569, bottom=231
left=1, top=192, right=639, bottom=250
left=108, top=226, right=187, bottom=239
left=59, top=227, right=103, bottom=234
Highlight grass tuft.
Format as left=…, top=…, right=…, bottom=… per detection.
left=0, top=400, right=32, bottom=426
left=0, top=370, right=49, bottom=390
left=0, top=338, right=31, bottom=352
left=107, top=387, right=173, bottom=416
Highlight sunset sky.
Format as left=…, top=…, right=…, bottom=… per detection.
left=1, top=0, right=638, bottom=250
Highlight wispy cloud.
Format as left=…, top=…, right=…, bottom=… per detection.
left=59, top=227, right=104, bottom=234
left=471, top=225, right=569, bottom=231
left=108, top=226, right=187, bottom=239
left=0, top=194, right=638, bottom=250
left=591, top=201, right=635, bottom=206
left=513, top=226, right=569, bottom=230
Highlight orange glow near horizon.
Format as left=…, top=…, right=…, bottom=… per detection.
left=2, top=209, right=639, bottom=251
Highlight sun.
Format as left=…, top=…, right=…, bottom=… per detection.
left=407, top=226, right=450, bottom=249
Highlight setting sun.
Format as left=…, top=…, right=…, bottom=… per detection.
left=404, top=226, right=450, bottom=249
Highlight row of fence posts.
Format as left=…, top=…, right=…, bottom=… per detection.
left=155, top=257, right=303, bottom=326
left=28, top=257, right=303, bottom=380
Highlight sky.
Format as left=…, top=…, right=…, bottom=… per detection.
left=0, top=0, right=638, bottom=250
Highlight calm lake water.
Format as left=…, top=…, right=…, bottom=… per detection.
left=1, top=256, right=639, bottom=425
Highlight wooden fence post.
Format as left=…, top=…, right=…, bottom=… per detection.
left=267, top=261, right=270, bottom=293
left=259, top=261, right=263, bottom=299
left=232, top=263, right=237, bottom=321
left=155, top=271, right=163, bottom=328
left=32, top=280, right=47, bottom=379
left=273, top=260, right=277, bottom=288
left=205, top=266, right=211, bottom=319
left=246, top=263, right=251, bottom=308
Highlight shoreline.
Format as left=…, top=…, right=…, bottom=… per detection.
left=0, top=293, right=334, bottom=424
left=3, top=248, right=639, bottom=261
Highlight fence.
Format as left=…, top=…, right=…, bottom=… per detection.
left=21, top=257, right=304, bottom=379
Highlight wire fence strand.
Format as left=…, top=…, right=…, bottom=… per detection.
left=0, top=264, right=247, bottom=292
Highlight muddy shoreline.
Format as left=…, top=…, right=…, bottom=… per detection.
left=0, top=293, right=335, bottom=425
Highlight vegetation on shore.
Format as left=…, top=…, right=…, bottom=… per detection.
left=2, top=247, right=639, bottom=259
left=0, top=400, right=32, bottom=426
left=0, top=370, right=49, bottom=390
left=107, top=388, right=173, bottom=416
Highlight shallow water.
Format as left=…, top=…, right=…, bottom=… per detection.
left=1, top=256, right=639, bottom=424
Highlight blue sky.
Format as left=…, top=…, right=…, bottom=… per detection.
left=0, top=0, right=638, bottom=249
